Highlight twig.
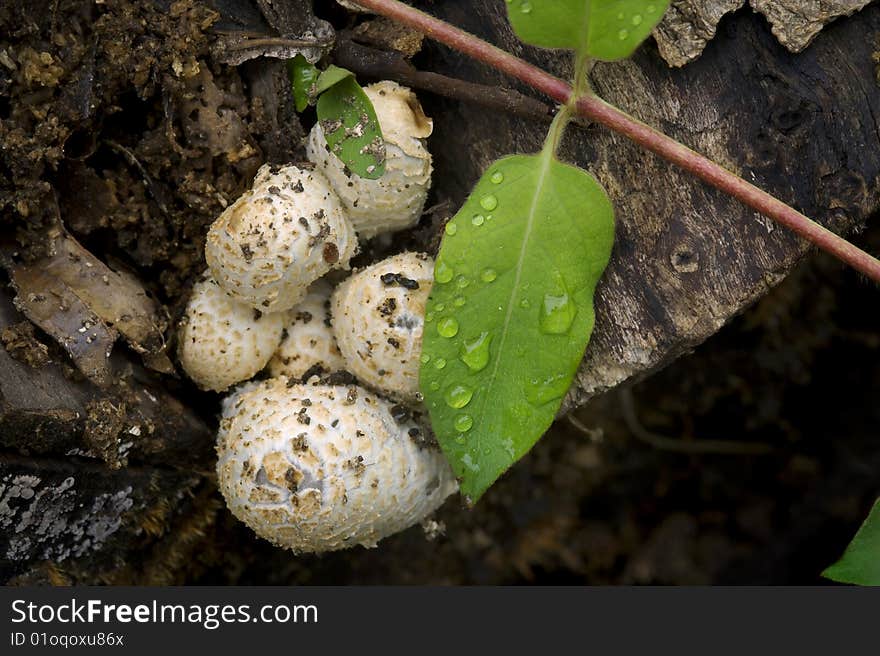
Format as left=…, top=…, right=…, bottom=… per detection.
left=352, top=0, right=880, bottom=284
left=332, top=34, right=554, bottom=123
left=619, top=388, right=773, bottom=456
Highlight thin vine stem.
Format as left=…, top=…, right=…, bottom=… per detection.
left=352, top=0, right=880, bottom=284
left=542, top=104, right=573, bottom=157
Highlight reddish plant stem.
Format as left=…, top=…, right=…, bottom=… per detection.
left=353, top=0, right=880, bottom=283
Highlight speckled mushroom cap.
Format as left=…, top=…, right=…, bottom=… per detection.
left=177, top=274, right=284, bottom=392
left=268, top=279, right=346, bottom=380
left=332, top=252, right=433, bottom=402
left=216, top=377, right=458, bottom=552
left=205, top=164, right=358, bottom=313
left=306, top=81, right=433, bottom=238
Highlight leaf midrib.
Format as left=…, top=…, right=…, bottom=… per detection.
left=472, top=149, right=555, bottom=476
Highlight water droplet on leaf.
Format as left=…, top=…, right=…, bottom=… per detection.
left=437, top=317, right=459, bottom=338
left=481, top=268, right=498, bottom=283
left=539, top=292, right=577, bottom=334
left=456, top=275, right=470, bottom=289
left=429, top=380, right=440, bottom=391
left=444, top=384, right=473, bottom=409
left=420, top=353, right=430, bottom=364
left=433, top=357, right=447, bottom=370
left=461, top=453, right=480, bottom=471
left=618, top=28, right=629, bottom=40
left=471, top=214, right=485, bottom=226
left=525, top=372, right=569, bottom=406
left=454, top=414, right=474, bottom=432
left=631, top=14, right=643, bottom=26
left=434, top=260, right=454, bottom=284
left=480, top=194, right=498, bottom=211
left=460, top=331, right=491, bottom=372
left=453, top=296, right=466, bottom=307
left=490, top=171, right=504, bottom=184
left=445, top=222, right=458, bottom=236
left=520, top=1, right=532, bottom=14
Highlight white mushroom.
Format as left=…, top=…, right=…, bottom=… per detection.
left=178, top=274, right=284, bottom=392
left=216, top=377, right=457, bottom=552
left=205, top=164, right=358, bottom=313
left=268, top=279, right=346, bottom=380
left=306, top=81, right=433, bottom=238
left=332, top=252, right=433, bottom=403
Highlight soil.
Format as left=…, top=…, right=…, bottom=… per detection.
left=1, top=0, right=878, bottom=584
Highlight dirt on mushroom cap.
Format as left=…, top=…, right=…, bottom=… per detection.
left=216, top=377, right=457, bottom=553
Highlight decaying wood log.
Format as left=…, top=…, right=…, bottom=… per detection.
left=418, top=2, right=880, bottom=412
left=0, top=292, right=213, bottom=582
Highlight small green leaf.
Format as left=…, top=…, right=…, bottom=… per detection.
left=420, top=151, right=614, bottom=502
left=314, top=65, right=356, bottom=95
left=505, top=0, right=670, bottom=61
left=823, top=498, right=880, bottom=585
left=288, top=54, right=320, bottom=112
left=316, top=76, right=386, bottom=179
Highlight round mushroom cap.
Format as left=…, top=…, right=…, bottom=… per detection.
left=268, top=279, right=346, bottom=380
left=306, top=81, right=433, bottom=238
left=178, top=274, right=284, bottom=392
left=206, top=164, right=357, bottom=313
left=332, top=252, right=433, bottom=402
left=216, top=377, right=458, bottom=552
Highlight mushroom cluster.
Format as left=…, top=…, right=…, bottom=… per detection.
left=176, top=82, right=453, bottom=553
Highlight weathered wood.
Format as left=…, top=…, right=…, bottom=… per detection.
left=0, top=292, right=214, bottom=582
left=419, top=2, right=880, bottom=411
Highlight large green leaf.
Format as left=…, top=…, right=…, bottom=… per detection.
left=505, top=0, right=670, bottom=60
left=823, top=498, right=880, bottom=585
left=419, top=152, right=614, bottom=502
left=316, top=73, right=386, bottom=180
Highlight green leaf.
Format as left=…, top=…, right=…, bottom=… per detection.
left=823, top=498, right=880, bottom=585
left=314, top=65, right=355, bottom=95
left=505, top=0, right=670, bottom=61
left=288, top=54, right=320, bottom=112
left=316, top=75, right=386, bottom=179
left=419, top=152, right=614, bottom=502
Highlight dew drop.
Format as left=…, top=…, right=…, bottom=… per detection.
left=434, top=259, right=454, bottom=284
left=435, top=303, right=446, bottom=312
left=425, top=312, right=434, bottom=322
left=479, top=194, right=498, bottom=211
left=444, top=384, right=473, bottom=409
left=461, top=453, right=480, bottom=471
left=420, top=353, right=431, bottom=364
left=460, top=331, right=492, bottom=372
left=454, top=414, right=474, bottom=432
left=520, top=1, right=532, bottom=14
left=617, top=11, right=625, bottom=19
left=480, top=268, right=498, bottom=283
left=519, top=298, right=530, bottom=309
left=631, top=14, right=643, bottom=26
left=454, top=435, right=466, bottom=445
left=501, top=438, right=516, bottom=459
left=437, top=317, right=459, bottom=338
left=471, top=214, right=485, bottom=226
left=525, top=372, right=569, bottom=406
left=433, top=357, right=447, bottom=370
left=646, top=4, right=656, bottom=13
left=445, top=222, right=458, bottom=236
left=539, top=292, right=577, bottom=335
left=456, top=275, right=470, bottom=289
left=429, top=380, right=440, bottom=391
left=453, top=296, right=466, bottom=307
left=618, top=28, right=629, bottom=40
left=490, top=171, right=504, bottom=184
